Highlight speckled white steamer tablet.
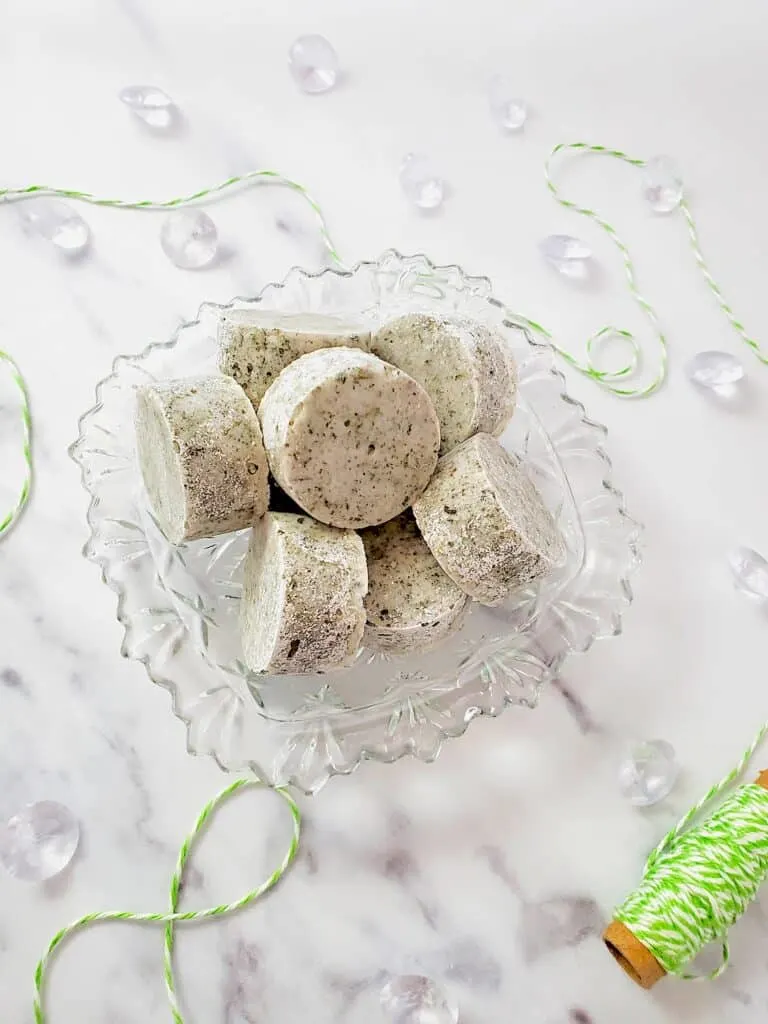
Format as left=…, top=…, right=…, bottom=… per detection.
left=371, top=313, right=517, bottom=454
left=412, top=433, right=564, bottom=606
left=218, top=310, right=371, bottom=409
left=361, top=512, right=469, bottom=654
left=240, top=512, right=367, bottom=675
left=258, top=347, right=441, bottom=530
left=135, top=375, right=269, bottom=544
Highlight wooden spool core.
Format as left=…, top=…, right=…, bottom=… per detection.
left=603, top=920, right=666, bottom=988
left=603, top=769, right=768, bottom=988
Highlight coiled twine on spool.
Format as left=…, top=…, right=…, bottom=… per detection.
left=604, top=769, right=768, bottom=987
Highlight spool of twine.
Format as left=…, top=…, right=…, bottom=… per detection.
left=604, top=770, right=768, bottom=988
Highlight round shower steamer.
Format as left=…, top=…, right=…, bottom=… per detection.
left=258, top=347, right=441, bottom=529
left=412, top=433, right=564, bottom=606
left=218, top=310, right=370, bottom=409
left=135, top=375, right=268, bottom=544
left=371, top=313, right=516, bottom=454
left=240, top=512, right=367, bottom=674
left=361, top=512, right=469, bottom=653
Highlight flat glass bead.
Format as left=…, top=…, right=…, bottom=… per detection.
left=20, top=199, right=90, bottom=255
left=380, top=976, right=459, bottom=1024
left=288, top=35, right=339, bottom=94
left=643, top=155, right=683, bottom=214
left=540, top=234, right=592, bottom=278
left=618, top=740, right=679, bottom=807
left=399, top=154, right=445, bottom=210
left=686, top=351, right=744, bottom=390
left=0, top=801, right=80, bottom=881
left=119, top=85, right=175, bottom=129
left=488, top=75, right=528, bottom=131
left=728, top=547, right=768, bottom=600
left=160, top=210, right=218, bottom=269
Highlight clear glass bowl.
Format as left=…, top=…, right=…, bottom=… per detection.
left=70, top=251, right=640, bottom=793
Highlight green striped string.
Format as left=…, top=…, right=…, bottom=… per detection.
left=678, top=198, right=768, bottom=366
left=0, top=349, right=32, bottom=538
left=613, top=722, right=768, bottom=979
left=1, top=145, right=763, bottom=538
left=537, top=142, right=664, bottom=398
left=33, top=780, right=301, bottom=1023
left=0, top=169, right=345, bottom=542
left=529, top=141, right=765, bottom=396
left=0, top=170, right=345, bottom=267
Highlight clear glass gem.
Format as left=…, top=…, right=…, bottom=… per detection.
left=0, top=801, right=80, bottom=881
left=380, top=976, right=459, bottom=1024
left=686, top=350, right=744, bottom=390
left=288, top=35, right=339, bottom=94
left=488, top=75, right=528, bottom=131
left=540, top=234, right=592, bottom=278
left=160, top=210, right=218, bottom=269
left=728, top=547, right=768, bottom=600
left=643, top=155, right=683, bottom=214
left=399, top=154, right=445, bottom=210
left=20, top=199, right=90, bottom=255
left=619, top=740, right=679, bottom=807
left=119, top=85, right=175, bottom=128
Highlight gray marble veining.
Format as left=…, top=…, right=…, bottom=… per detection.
left=2, top=2, right=768, bottom=1023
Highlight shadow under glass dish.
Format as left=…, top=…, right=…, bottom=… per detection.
left=71, top=251, right=640, bottom=791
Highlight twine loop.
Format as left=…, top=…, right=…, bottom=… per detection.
left=540, top=140, right=765, bottom=396
left=33, top=780, right=301, bottom=1023
left=1, top=143, right=765, bottom=535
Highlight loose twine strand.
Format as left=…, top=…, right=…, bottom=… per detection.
left=531, top=141, right=767, bottom=393
left=5, top=151, right=765, bottom=1013
left=0, top=349, right=31, bottom=537
left=0, top=170, right=345, bottom=265
left=0, top=170, right=342, bottom=542
left=615, top=722, right=768, bottom=980
left=31, top=735, right=768, bottom=1018
left=32, top=780, right=301, bottom=1023
left=0, top=143, right=764, bottom=540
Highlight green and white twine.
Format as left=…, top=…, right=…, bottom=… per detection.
left=0, top=349, right=31, bottom=537
left=535, top=142, right=766, bottom=395
left=0, top=142, right=764, bottom=539
left=3, top=146, right=762, bottom=1015
left=614, top=722, right=768, bottom=980
left=0, top=170, right=344, bottom=264
left=33, top=780, right=301, bottom=1023
left=0, top=169, right=342, bottom=541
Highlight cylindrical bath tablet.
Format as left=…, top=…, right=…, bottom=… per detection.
left=135, top=375, right=269, bottom=544
left=258, top=347, right=441, bottom=529
left=412, top=433, right=564, bottom=606
left=218, top=310, right=371, bottom=409
left=361, top=512, right=470, bottom=654
left=371, top=313, right=516, bottom=454
left=240, top=512, right=367, bottom=674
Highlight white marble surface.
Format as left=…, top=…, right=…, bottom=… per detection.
left=2, top=1, right=768, bottom=1020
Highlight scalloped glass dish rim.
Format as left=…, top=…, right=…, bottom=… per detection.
left=70, top=250, right=642, bottom=786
